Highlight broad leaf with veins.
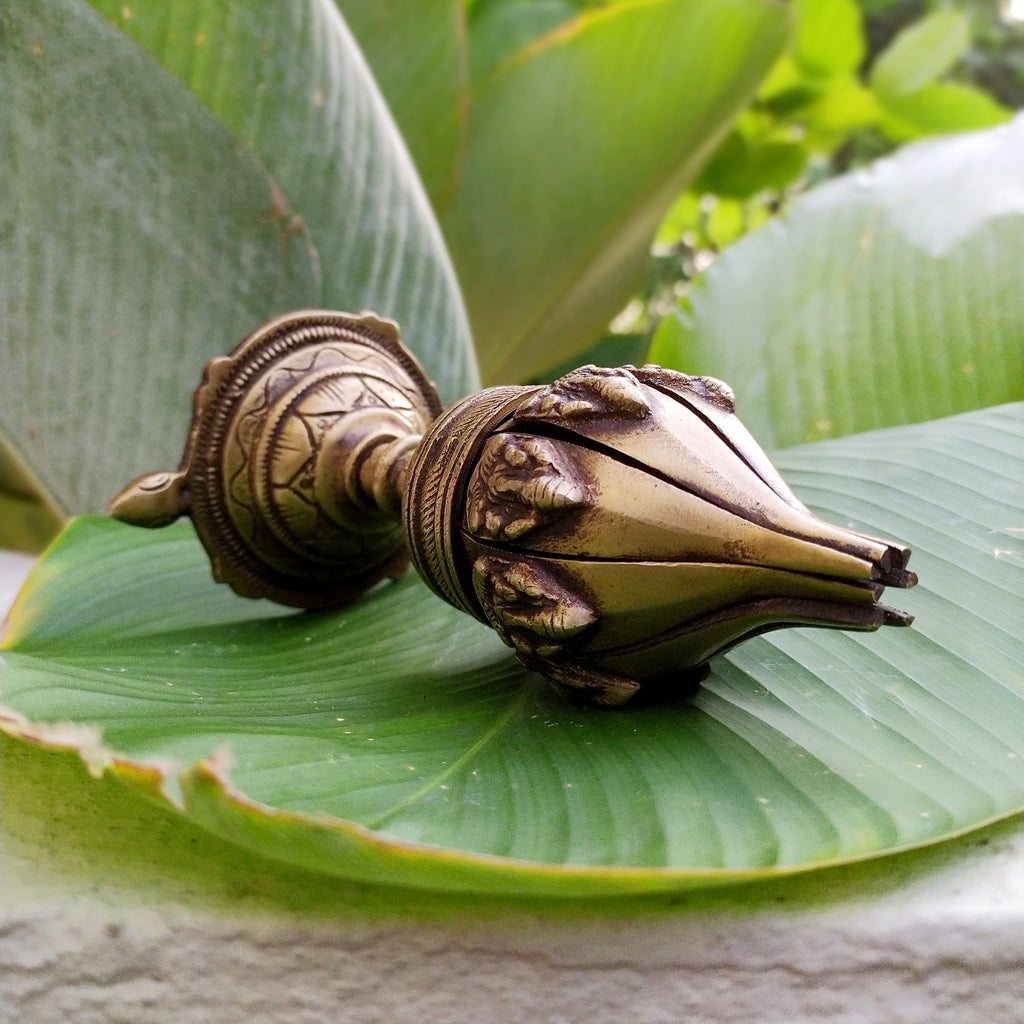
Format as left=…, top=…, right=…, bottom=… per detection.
left=2, top=406, right=1020, bottom=896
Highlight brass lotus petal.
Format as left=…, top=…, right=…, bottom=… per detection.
left=408, top=363, right=916, bottom=706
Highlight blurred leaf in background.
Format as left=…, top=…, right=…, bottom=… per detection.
left=0, top=0, right=476, bottom=551
left=650, top=117, right=1024, bottom=447
left=345, top=0, right=791, bottom=384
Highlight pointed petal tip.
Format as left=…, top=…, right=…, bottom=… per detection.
left=876, top=566, right=918, bottom=589
left=881, top=606, right=915, bottom=627
left=874, top=543, right=917, bottom=589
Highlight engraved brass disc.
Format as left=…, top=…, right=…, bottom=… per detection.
left=111, top=311, right=442, bottom=608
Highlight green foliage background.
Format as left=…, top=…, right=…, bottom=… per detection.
left=1, top=0, right=1021, bottom=896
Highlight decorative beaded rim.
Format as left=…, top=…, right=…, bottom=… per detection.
left=184, top=311, right=442, bottom=608
left=403, top=387, right=538, bottom=619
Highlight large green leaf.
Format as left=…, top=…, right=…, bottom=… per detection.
left=651, top=118, right=1024, bottom=449
left=0, top=0, right=474, bottom=548
left=336, top=0, right=468, bottom=207
left=0, top=0, right=310, bottom=526
left=86, top=0, right=475, bottom=405
left=3, top=404, right=1020, bottom=897
left=332, top=1, right=788, bottom=384
left=439, top=0, right=790, bottom=384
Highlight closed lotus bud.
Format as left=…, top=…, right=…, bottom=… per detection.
left=404, top=364, right=916, bottom=706
left=110, top=312, right=916, bottom=708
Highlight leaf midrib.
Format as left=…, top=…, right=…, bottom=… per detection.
left=362, top=679, right=539, bottom=831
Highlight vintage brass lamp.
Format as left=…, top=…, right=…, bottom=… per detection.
left=110, top=310, right=917, bottom=706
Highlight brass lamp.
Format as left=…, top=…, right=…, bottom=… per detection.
left=110, top=310, right=917, bottom=706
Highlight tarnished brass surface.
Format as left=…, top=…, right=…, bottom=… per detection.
left=404, top=363, right=915, bottom=705
left=110, top=311, right=442, bottom=608
left=111, top=310, right=917, bottom=706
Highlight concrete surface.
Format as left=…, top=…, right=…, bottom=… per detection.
left=2, top=549, right=1022, bottom=1023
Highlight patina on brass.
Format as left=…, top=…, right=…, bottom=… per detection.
left=110, top=310, right=442, bottom=608
left=111, top=310, right=917, bottom=706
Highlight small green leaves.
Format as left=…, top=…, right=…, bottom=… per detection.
left=870, top=10, right=1011, bottom=140
left=870, top=10, right=970, bottom=100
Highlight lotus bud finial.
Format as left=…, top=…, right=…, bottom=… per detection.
left=111, top=312, right=916, bottom=706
